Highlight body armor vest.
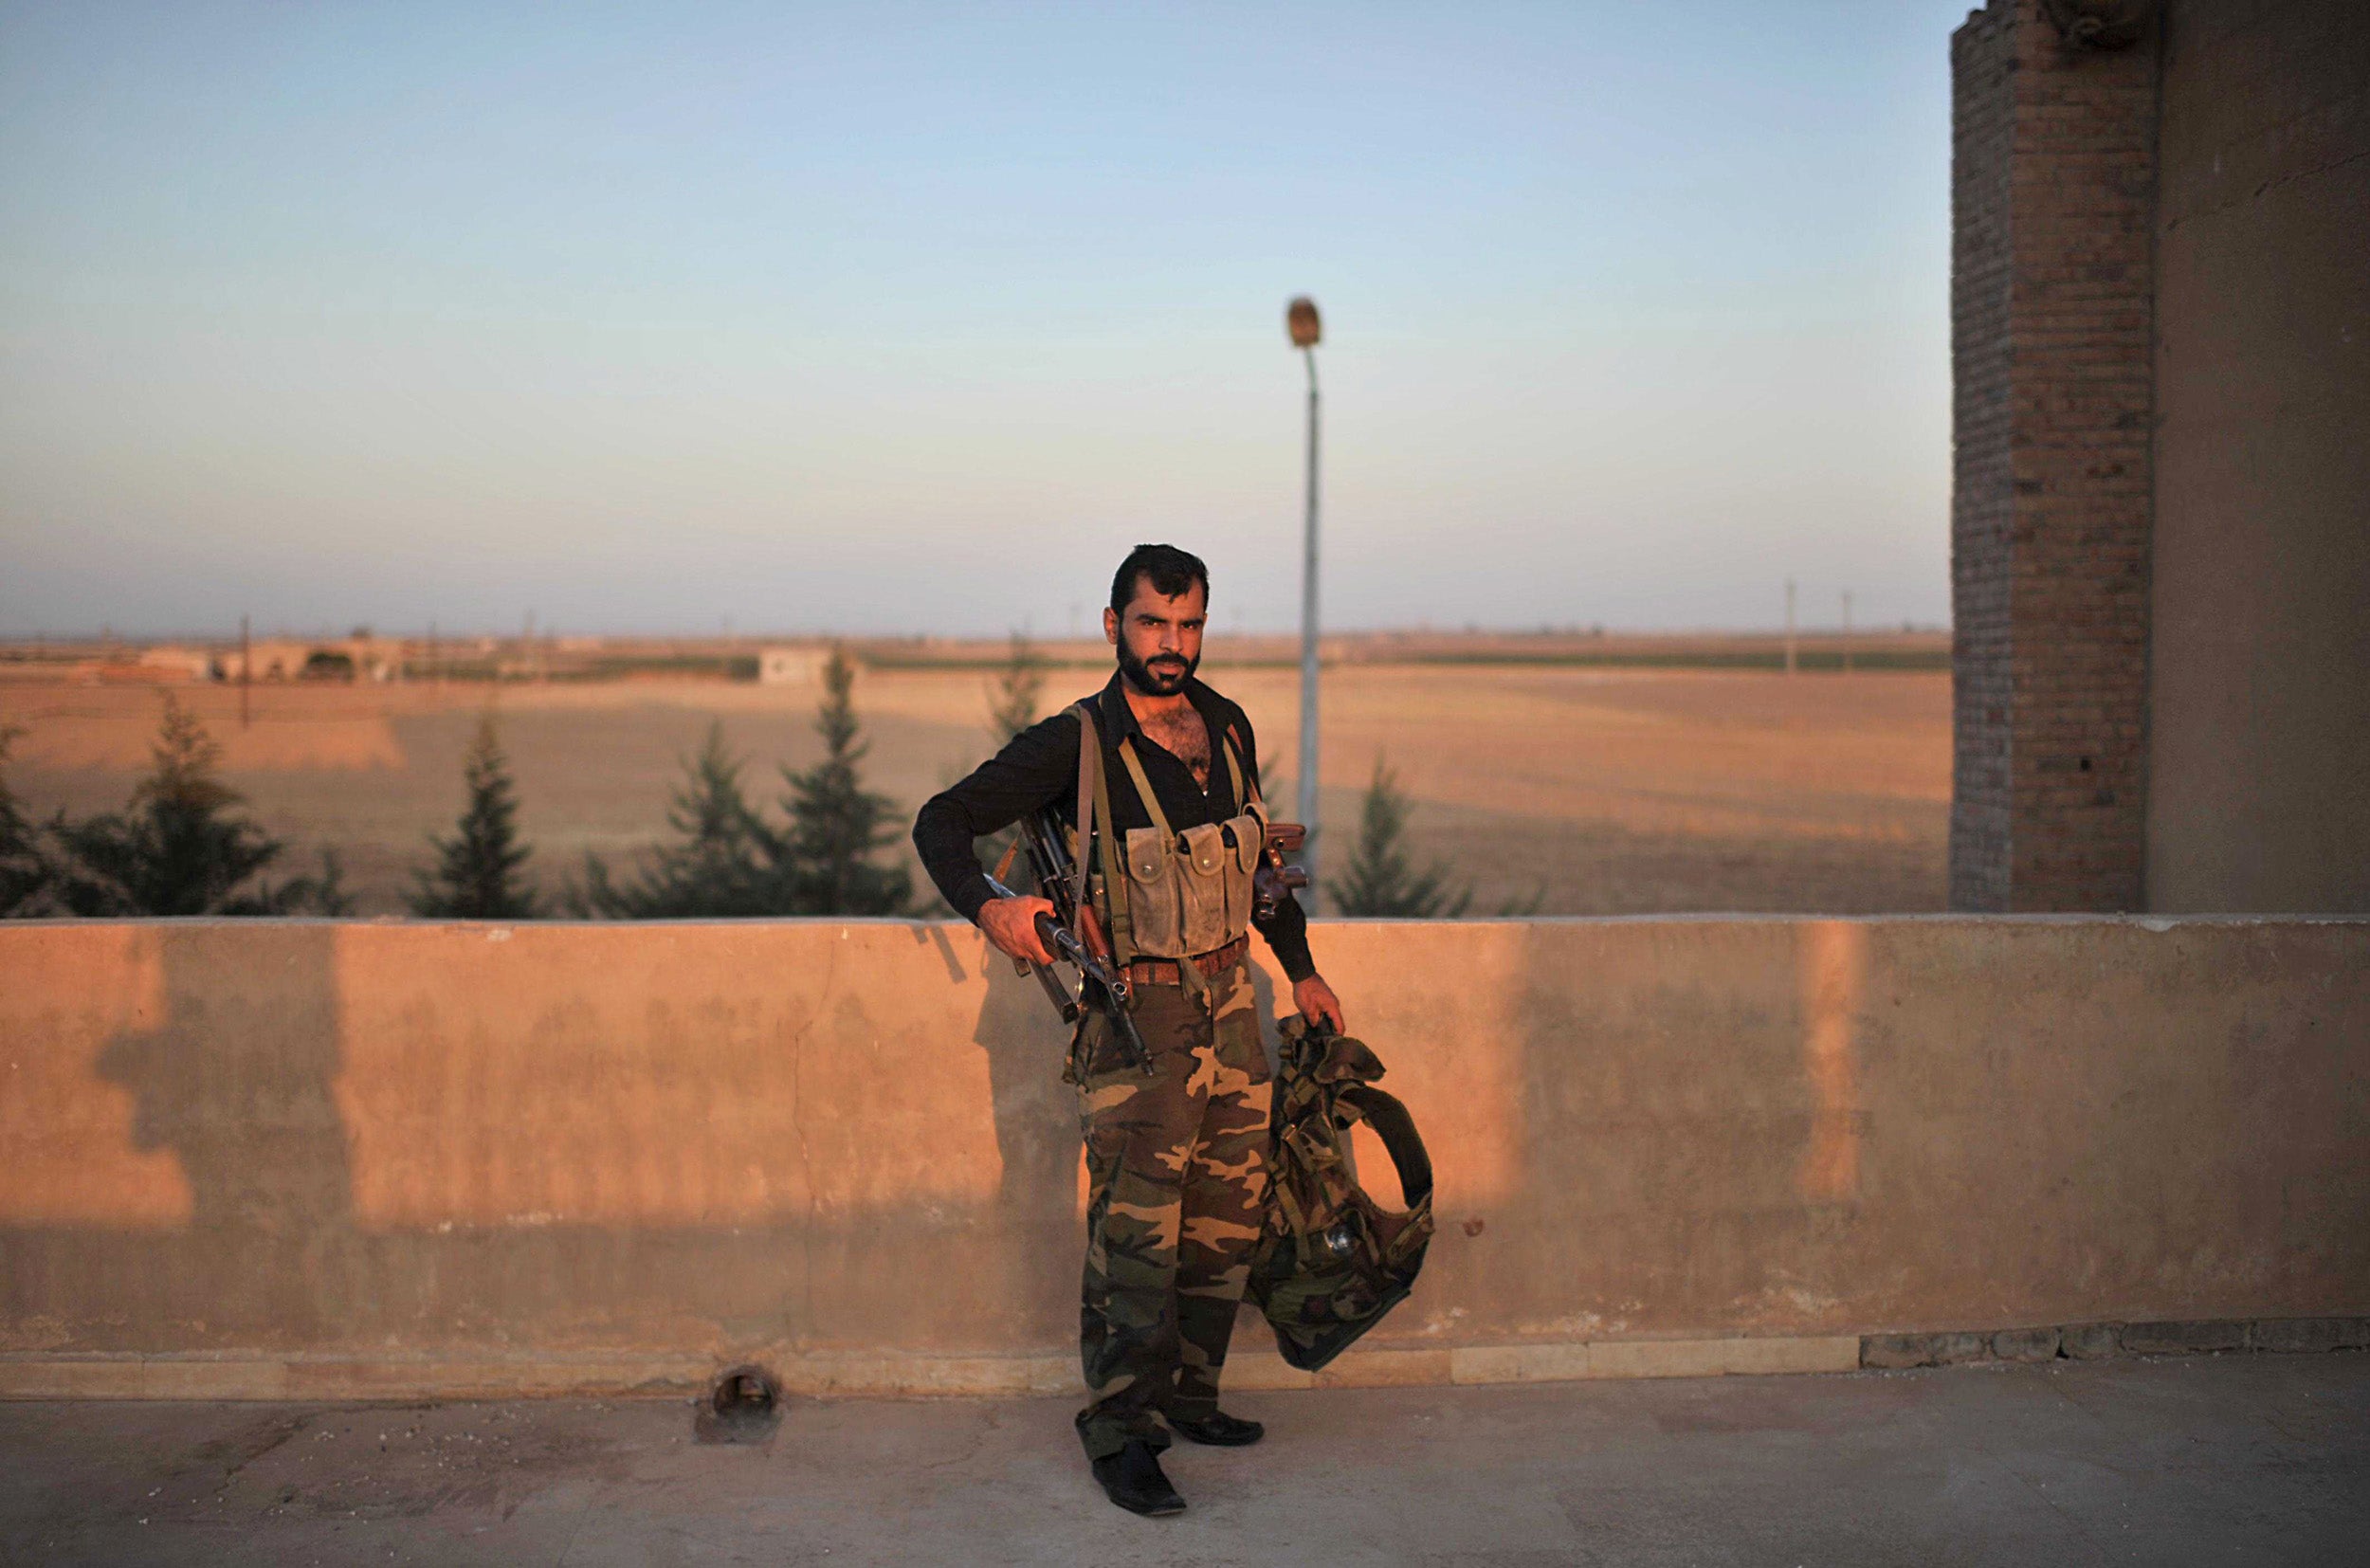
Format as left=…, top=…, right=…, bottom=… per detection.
left=1247, top=1019, right=1435, bottom=1371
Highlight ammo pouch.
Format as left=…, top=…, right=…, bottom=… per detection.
left=1247, top=1018, right=1435, bottom=1372
left=1121, top=813, right=1265, bottom=957
left=1114, top=735, right=1263, bottom=958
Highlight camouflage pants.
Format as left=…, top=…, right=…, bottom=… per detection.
left=1073, top=960, right=1272, bottom=1460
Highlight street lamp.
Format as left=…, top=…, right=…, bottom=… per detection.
left=1286, top=296, right=1322, bottom=900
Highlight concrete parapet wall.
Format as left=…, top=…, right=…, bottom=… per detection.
left=2, top=917, right=2365, bottom=1396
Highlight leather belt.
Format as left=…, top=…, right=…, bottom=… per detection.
left=1125, top=935, right=1249, bottom=988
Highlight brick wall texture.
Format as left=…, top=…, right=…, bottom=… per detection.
left=1949, top=0, right=2159, bottom=912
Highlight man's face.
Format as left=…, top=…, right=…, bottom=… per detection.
left=1104, top=577, right=1207, bottom=698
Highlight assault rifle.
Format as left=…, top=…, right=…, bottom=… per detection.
left=987, top=806, right=1153, bottom=1074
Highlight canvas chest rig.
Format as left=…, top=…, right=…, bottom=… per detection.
left=1066, top=700, right=1267, bottom=1004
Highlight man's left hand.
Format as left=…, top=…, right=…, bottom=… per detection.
left=1293, top=974, right=1345, bottom=1035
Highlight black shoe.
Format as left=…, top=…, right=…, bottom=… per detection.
left=1091, top=1440, right=1186, bottom=1516
left=1170, top=1411, right=1265, bottom=1447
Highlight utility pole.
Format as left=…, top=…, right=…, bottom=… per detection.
left=1287, top=296, right=1323, bottom=900
left=1784, top=579, right=1797, bottom=676
left=239, top=613, right=252, bottom=728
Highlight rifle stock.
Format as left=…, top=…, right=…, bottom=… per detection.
left=1255, top=820, right=1311, bottom=922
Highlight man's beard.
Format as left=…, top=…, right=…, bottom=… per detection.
left=1118, top=642, right=1197, bottom=697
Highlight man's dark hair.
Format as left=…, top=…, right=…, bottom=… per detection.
left=1110, top=543, right=1211, bottom=617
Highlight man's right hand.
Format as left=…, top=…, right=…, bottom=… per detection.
left=978, top=894, right=1058, bottom=966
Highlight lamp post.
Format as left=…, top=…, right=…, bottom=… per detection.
left=1286, top=296, right=1323, bottom=900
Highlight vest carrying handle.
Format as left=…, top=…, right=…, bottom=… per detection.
left=1333, top=1085, right=1435, bottom=1211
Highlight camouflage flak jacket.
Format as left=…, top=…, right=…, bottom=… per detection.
left=1246, top=1018, right=1435, bottom=1372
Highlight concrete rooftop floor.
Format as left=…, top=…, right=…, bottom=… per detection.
left=3, top=1353, right=2365, bottom=1566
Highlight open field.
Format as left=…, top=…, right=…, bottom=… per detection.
left=0, top=628, right=1951, bottom=683
left=0, top=660, right=1950, bottom=917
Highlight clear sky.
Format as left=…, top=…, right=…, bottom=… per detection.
left=1, top=2, right=1975, bottom=639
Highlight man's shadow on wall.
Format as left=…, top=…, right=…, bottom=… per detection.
left=96, top=922, right=358, bottom=1346
left=960, top=944, right=1080, bottom=1342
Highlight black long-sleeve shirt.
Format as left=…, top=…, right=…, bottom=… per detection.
left=913, top=670, right=1317, bottom=983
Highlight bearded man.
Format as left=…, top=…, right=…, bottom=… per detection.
left=913, top=542, right=1344, bottom=1517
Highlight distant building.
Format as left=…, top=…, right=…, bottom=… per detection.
left=758, top=647, right=825, bottom=685
left=346, top=636, right=406, bottom=682
left=216, top=640, right=313, bottom=682
left=134, top=647, right=213, bottom=683
left=212, top=636, right=406, bottom=683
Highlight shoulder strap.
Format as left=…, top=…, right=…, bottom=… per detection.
left=1117, top=738, right=1175, bottom=843
left=1067, top=702, right=1135, bottom=965
left=1221, top=729, right=1254, bottom=813
left=1068, top=702, right=1095, bottom=941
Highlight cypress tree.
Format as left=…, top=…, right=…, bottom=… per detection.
left=985, top=629, right=1046, bottom=743
left=0, top=723, right=60, bottom=917
left=410, top=714, right=539, bottom=918
left=46, top=696, right=343, bottom=916
left=966, top=629, right=1049, bottom=895
left=272, top=848, right=355, bottom=917
left=572, top=720, right=772, bottom=918
left=1324, top=757, right=1471, bottom=919
left=772, top=645, right=911, bottom=916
